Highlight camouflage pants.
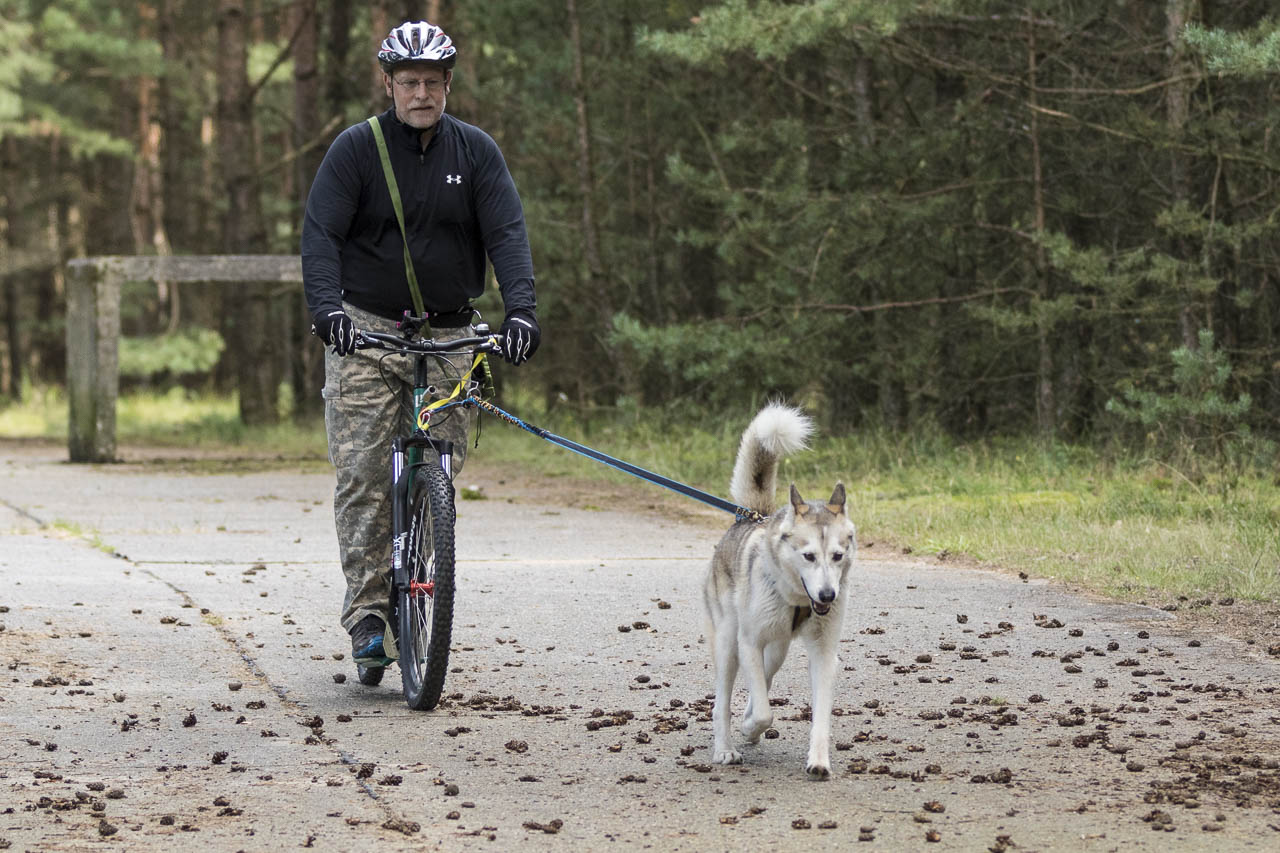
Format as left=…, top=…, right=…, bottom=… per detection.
left=323, top=302, right=476, bottom=635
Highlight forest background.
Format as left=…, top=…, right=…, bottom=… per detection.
left=1, top=0, right=1279, bottom=450
left=0, top=1, right=1278, bottom=603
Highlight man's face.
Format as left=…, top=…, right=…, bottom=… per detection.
left=385, top=66, right=450, bottom=130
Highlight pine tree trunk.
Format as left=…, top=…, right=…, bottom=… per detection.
left=324, top=0, right=352, bottom=120
left=129, top=74, right=154, bottom=257
left=158, top=0, right=212, bottom=260
left=216, top=0, right=278, bottom=425
left=157, top=0, right=183, bottom=252
left=2, top=137, right=23, bottom=400
left=644, top=95, right=662, bottom=323
left=131, top=5, right=177, bottom=331
left=1027, top=17, right=1055, bottom=440
left=852, top=45, right=898, bottom=426
left=2, top=277, right=17, bottom=400
left=566, top=0, right=607, bottom=314
left=370, top=2, right=392, bottom=110
left=1167, top=0, right=1200, bottom=351
left=1263, top=272, right=1280, bottom=417
left=216, top=0, right=263, bottom=254
left=39, top=135, right=67, bottom=385
left=292, top=0, right=324, bottom=419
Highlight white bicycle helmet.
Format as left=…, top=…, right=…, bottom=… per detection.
left=378, top=21, right=456, bottom=72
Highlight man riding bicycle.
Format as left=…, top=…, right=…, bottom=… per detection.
left=301, top=20, right=539, bottom=676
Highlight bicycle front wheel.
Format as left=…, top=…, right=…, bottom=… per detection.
left=398, top=462, right=456, bottom=711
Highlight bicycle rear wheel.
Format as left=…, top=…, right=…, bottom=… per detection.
left=398, top=461, right=456, bottom=711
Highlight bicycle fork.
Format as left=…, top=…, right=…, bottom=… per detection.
left=390, top=433, right=455, bottom=596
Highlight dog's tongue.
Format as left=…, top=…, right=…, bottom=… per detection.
left=811, top=601, right=831, bottom=616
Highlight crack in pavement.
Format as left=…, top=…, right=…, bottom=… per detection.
left=131, top=563, right=401, bottom=810
left=0, top=496, right=46, bottom=527
left=12, top=505, right=407, bottom=821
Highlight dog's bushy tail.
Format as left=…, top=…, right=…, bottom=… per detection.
left=729, top=403, right=813, bottom=515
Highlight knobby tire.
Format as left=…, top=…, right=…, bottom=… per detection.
left=398, top=462, right=456, bottom=711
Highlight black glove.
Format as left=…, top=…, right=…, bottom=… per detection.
left=498, top=309, right=540, bottom=366
left=311, top=309, right=357, bottom=356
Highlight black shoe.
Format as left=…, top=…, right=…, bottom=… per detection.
left=351, top=614, right=392, bottom=667
left=356, top=662, right=385, bottom=686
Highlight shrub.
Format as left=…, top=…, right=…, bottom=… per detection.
left=118, top=327, right=225, bottom=383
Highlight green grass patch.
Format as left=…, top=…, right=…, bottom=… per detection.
left=0, top=386, right=327, bottom=457
left=472, top=390, right=1280, bottom=604
left=0, top=385, right=67, bottom=437
left=49, top=519, right=116, bottom=556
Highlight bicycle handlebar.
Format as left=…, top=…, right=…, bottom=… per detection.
left=355, top=329, right=501, bottom=355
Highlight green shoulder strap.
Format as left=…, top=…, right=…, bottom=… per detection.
left=367, top=116, right=426, bottom=316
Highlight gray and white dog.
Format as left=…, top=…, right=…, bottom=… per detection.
left=703, top=403, right=856, bottom=778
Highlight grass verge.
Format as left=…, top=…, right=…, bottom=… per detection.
left=0, top=386, right=328, bottom=457
left=471, top=392, right=1280, bottom=605
left=4, top=387, right=1277, bottom=604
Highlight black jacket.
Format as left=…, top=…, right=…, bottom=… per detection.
left=301, top=108, right=535, bottom=322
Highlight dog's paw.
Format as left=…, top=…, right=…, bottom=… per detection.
left=804, top=759, right=831, bottom=780
left=713, top=748, right=743, bottom=765
left=741, top=714, right=774, bottom=744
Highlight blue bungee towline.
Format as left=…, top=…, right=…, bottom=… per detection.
left=438, top=396, right=766, bottom=524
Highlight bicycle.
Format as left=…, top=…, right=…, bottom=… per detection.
left=349, top=314, right=500, bottom=711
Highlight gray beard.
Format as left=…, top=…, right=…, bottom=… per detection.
left=396, top=95, right=447, bottom=131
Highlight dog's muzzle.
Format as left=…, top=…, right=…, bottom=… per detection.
left=809, top=588, right=836, bottom=616
left=802, top=581, right=837, bottom=616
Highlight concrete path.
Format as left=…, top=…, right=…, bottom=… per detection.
left=1, top=439, right=1278, bottom=851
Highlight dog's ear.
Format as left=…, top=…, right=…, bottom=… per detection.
left=826, top=482, right=846, bottom=516
left=790, top=484, right=810, bottom=516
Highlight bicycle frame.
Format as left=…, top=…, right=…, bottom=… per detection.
left=356, top=325, right=496, bottom=644
left=388, top=347, right=461, bottom=630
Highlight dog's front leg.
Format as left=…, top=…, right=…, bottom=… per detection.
left=803, top=630, right=840, bottom=779
left=711, top=623, right=741, bottom=764
left=737, top=634, right=774, bottom=744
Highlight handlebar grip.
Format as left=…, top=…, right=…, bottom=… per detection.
left=353, top=329, right=501, bottom=354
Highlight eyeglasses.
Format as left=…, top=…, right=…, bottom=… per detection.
left=393, top=77, right=446, bottom=94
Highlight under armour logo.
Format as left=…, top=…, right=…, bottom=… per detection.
left=445, top=174, right=462, bottom=184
